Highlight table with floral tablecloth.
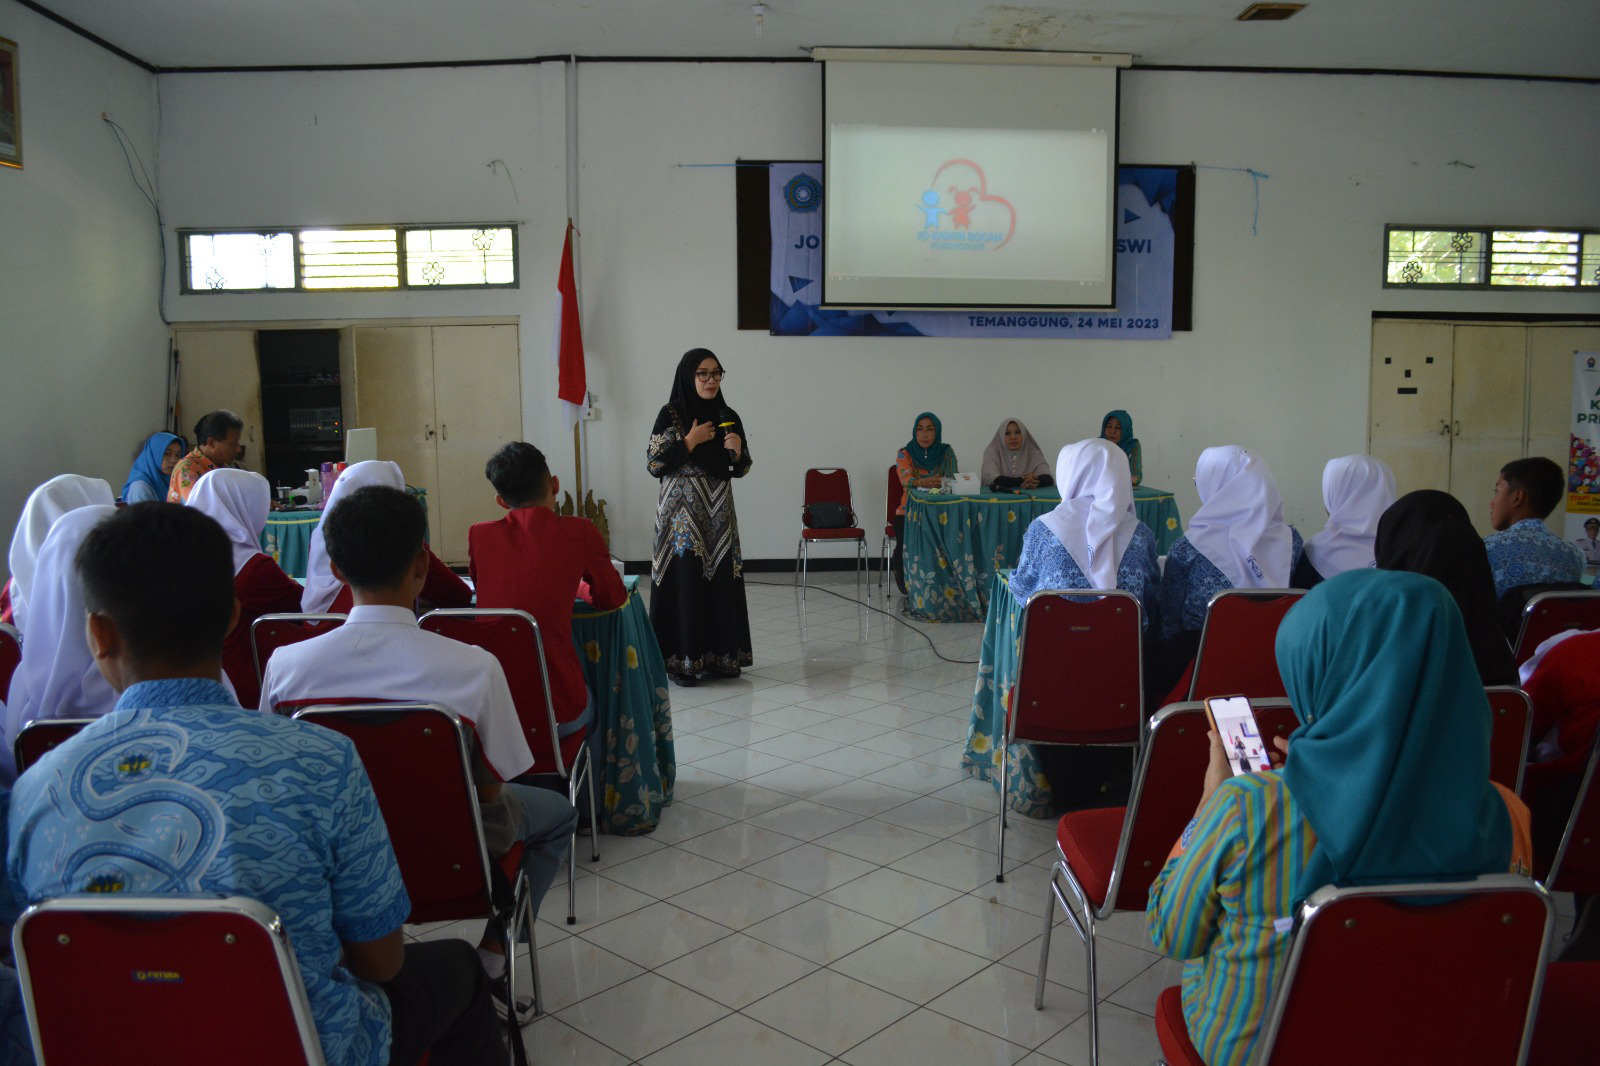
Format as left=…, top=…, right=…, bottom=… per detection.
left=571, top=577, right=675, bottom=834
left=903, top=486, right=1183, bottom=623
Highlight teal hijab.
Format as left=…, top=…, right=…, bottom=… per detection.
left=1277, top=569, right=1511, bottom=907
left=905, top=412, right=956, bottom=475
left=1100, top=410, right=1137, bottom=459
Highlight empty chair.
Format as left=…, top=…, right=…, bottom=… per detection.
left=998, top=588, right=1143, bottom=883
left=1187, top=588, right=1305, bottom=700
left=795, top=467, right=867, bottom=598
left=1156, top=876, right=1553, bottom=1066
left=14, top=894, right=327, bottom=1066
left=249, top=613, right=346, bottom=690
left=880, top=464, right=904, bottom=597
left=1514, top=589, right=1600, bottom=666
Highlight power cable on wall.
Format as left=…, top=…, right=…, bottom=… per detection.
left=104, top=116, right=169, bottom=324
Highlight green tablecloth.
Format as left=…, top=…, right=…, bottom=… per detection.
left=261, top=509, right=321, bottom=579
left=903, top=485, right=1183, bottom=623
left=961, top=569, right=1054, bottom=818
left=572, top=578, right=676, bottom=835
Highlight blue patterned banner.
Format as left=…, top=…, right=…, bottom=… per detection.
left=768, top=163, right=1178, bottom=340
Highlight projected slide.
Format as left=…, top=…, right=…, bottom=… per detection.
left=827, top=125, right=1110, bottom=286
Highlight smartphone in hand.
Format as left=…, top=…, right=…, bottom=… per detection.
left=1203, top=695, right=1271, bottom=776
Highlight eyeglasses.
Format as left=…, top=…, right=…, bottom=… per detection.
left=694, top=370, right=726, bottom=382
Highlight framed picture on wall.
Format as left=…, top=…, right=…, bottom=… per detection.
left=0, top=37, right=19, bottom=169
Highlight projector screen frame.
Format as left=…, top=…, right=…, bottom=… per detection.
left=817, top=48, right=1130, bottom=312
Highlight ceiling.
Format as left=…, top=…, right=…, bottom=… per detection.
left=28, top=0, right=1600, bottom=79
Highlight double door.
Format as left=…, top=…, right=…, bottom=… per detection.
left=344, top=324, right=522, bottom=563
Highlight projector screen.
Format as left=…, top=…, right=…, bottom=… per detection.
left=820, top=51, right=1125, bottom=310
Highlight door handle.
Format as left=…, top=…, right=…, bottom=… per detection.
left=441, top=424, right=448, bottom=441
left=425, top=424, right=435, bottom=440
left=1453, top=420, right=1461, bottom=437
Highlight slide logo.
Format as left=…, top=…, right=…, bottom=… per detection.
left=917, top=159, right=1017, bottom=252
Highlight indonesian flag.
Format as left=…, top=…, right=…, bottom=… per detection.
left=553, top=224, right=586, bottom=431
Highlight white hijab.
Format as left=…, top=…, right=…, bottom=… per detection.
left=1185, top=445, right=1294, bottom=589
left=1304, top=455, right=1396, bottom=579
left=7, top=474, right=115, bottom=632
left=1038, top=440, right=1140, bottom=590
left=3, top=505, right=118, bottom=779
left=302, top=460, right=405, bottom=613
left=186, top=468, right=272, bottom=574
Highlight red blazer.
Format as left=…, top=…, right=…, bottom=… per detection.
left=225, top=553, right=307, bottom=709
left=469, top=507, right=625, bottom=719
left=327, top=547, right=472, bottom=616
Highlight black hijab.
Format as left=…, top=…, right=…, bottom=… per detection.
left=1374, top=490, right=1517, bottom=686
left=669, top=348, right=740, bottom=479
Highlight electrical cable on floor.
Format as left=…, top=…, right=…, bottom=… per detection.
left=743, top=577, right=980, bottom=666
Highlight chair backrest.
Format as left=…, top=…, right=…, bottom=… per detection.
left=1514, top=590, right=1600, bottom=666
left=885, top=465, right=905, bottom=528
left=1103, top=701, right=1237, bottom=913
left=250, top=613, right=347, bottom=687
left=1253, top=875, right=1552, bottom=1065
left=418, top=608, right=565, bottom=775
left=1545, top=730, right=1600, bottom=896
left=1485, top=686, right=1532, bottom=796
left=1010, top=589, right=1143, bottom=746
left=12, top=717, right=93, bottom=775
left=1252, top=700, right=1301, bottom=750
left=0, top=622, right=19, bottom=703
left=1187, top=589, right=1305, bottom=701
left=803, top=468, right=855, bottom=521
left=14, top=894, right=327, bottom=1066
left=291, top=702, right=495, bottom=924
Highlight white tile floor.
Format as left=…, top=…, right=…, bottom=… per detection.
left=409, top=573, right=1173, bottom=1065
left=406, top=572, right=1579, bottom=1064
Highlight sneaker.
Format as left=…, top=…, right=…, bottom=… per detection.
left=491, top=976, right=537, bottom=1027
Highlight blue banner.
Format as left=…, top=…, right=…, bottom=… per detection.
left=768, top=163, right=1177, bottom=340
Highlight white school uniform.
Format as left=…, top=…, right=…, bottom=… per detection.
left=258, top=604, right=534, bottom=781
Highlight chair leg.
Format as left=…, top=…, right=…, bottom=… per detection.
left=584, top=750, right=600, bottom=862
left=1085, top=912, right=1101, bottom=1066
left=1036, top=865, right=1059, bottom=1009
left=519, top=873, right=543, bottom=1020
left=794, top=538, right=803, bottom=588
left=996, top=739, right=1010, bottom=883
left=801, top=540, right=809, bottom=599
left=856, top=539, right=865, bottom=599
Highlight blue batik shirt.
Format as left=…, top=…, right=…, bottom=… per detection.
left=1159, top=529, right=1305, bottom=640
left=7, top=678, right=409, bottom=1066
left=1009, top=519, right=1161, bottom=631
left=1484, top=518, right=1587, bottom=599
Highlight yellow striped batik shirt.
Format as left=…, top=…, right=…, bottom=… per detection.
left=1146, top=770, right=1316, bottom=1066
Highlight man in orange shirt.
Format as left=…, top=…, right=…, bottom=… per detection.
left=469, top=442, right=626, bottom=728
left=167, top=409, right=244, bottom=502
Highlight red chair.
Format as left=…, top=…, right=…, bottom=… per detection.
left=292, top=702, right=540, bottom=1025
left=1514, top=590, right=1600, bottom=667
left=998, top=588, right=1144, bottom=883
left=250, top=613, right=346, bottom=689
left=420, top=607, right=597, bottom=925
left=795, top=468, right=867, bottom=599
left=880, top=465, right=905, bottom=598
left=15, top=894, right=327, bottom=1066
left=1156, top=875, right=1553, bottom=1066
left=1252, top=700, right=1300, bottom=749
left=12, top=717, right=93, bottom=775
left=1035, top=700, right=1228, bottom=1065
left=1529, top=961, right=1600, bottom=1065
left=1542, top=730, right=1600, bottom=895
left=0, top=622, right=19, bottom=702
left=1187, top=589, right=1305, bottom=701
left=1486, top=685, right=1533, bottom=796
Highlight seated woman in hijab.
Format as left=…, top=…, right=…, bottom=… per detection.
left=1147, top=569, right=1531, bottom=1066
left=0, top=505, right=119, bottom=782
left=1100, top=410, right=1142, bottom=486
left=891, top=412, right=959, bottom=595
left=186, top=469, right=305, bottom=709
left=1011, top=440, right=1161, bottom=809
left=1373, top=489, right=1516, bottom=687
left=1290, top=455, right=1396, bottom=589
left=2, top=473, right=116, bottom=629
left=301, top=459, right=471, bottom=616
left=981, top=418, right=1052, bottom=493
left=121, top=431, right=186, bottom=505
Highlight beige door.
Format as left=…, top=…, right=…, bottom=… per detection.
left=352, top=327, right=441, bottom=547
left=432, top=325, right=523, bottom=564
left=1529, top=325, right=1600, bottom=532
left=1369, top=320, right=1453, bottom=497
left=171, top=329, right=266, bottom=476
left=1449, top=326, right=1527, bottom=537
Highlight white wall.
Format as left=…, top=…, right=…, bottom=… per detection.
left=0, top=3, right=167, bottom=568
left=148, top=60, right=1600, bottom=565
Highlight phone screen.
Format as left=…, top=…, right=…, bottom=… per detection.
left=1204, top=695, right=1270, bottom=776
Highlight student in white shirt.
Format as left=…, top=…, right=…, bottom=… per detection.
left=259, top=485, right=578, bottom=984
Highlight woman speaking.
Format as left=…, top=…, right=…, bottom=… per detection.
left=646, top=349, right=753, bottom=686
